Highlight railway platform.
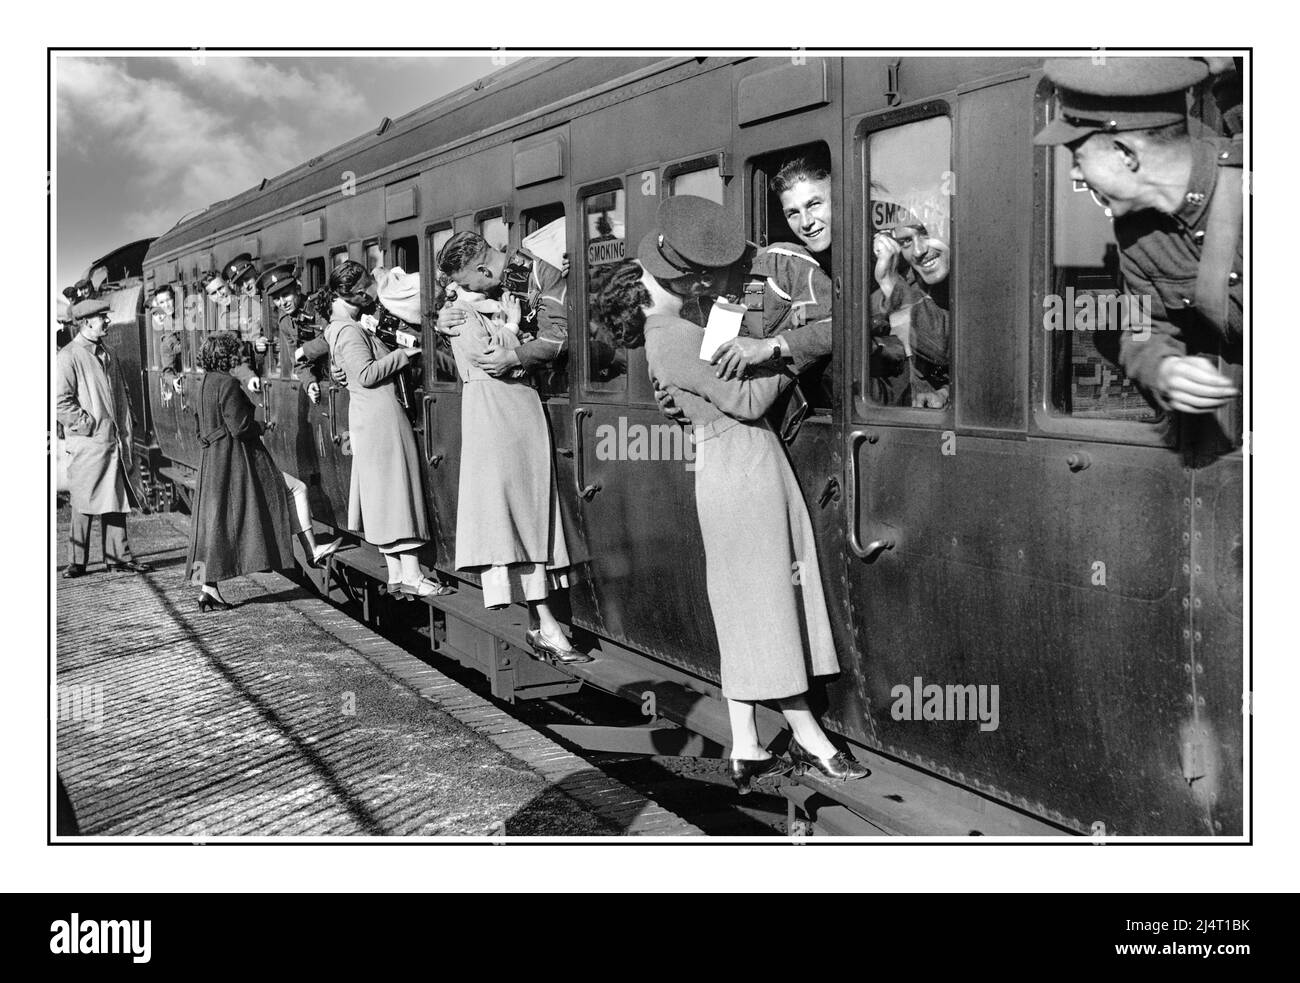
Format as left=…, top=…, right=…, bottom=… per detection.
left=54, top=512, right=700, bottom=838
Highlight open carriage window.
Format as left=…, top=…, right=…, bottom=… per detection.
left=864, top=117, right=953, bottom=411
left=391, top=235, right=419, bottom=273
left=520, top=203, right=568, bottom=397
left=426, top=222, right=458, bottom=385
left=1046, top=142, right=1161, bottom=423
left=750, top=141, right=833, bottom=413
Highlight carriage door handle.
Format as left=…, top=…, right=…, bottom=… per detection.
left=262, top=381, right=277, bottom=432
left=423, top=394, right=443, bottom=466
left=328, top=385, right=341, bottom=444
left=573, top=407, right=602, bottom=501
left=847, top=430, right=894, bottom=562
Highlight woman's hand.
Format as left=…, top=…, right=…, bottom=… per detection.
left=500, top=292, right=522, bottom=328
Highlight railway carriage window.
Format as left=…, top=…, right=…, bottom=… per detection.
left=330, top=246, right=350, bottom=270
left=1047, top=145, right=1160, bottom=422
left=519, top=204, right=569, bottom=396
left=427, top=224, right=457, bottom=385
left=864, top=117, right=953, bottom=410
left=751, top=141, right=833, bottom=412
left=669, top=166, right=724, bottom=203
left=582, top=184, right=628, bottom=392
left=390, top=235, right=419, bottom=273
left=364, top=238, right=384, bottom=271
left=304, top=257, right=326, bottom=295
left=478, top=214, right=510, bottom=253
left=182, top=283, right=204, bottom=368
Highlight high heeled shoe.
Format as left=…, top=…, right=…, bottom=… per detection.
left=789, top=739, right=871, bottom=782
left=526, top=628, right=593, bottom=665
left=729, top=753, right=792, bottom=795
left=197, top=592, right=233, bottom=613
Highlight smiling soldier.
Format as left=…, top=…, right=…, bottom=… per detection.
left=1035, top=57, right=1242, bottom=416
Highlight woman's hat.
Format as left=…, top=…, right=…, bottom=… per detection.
left=375, top=266, right=422, bottom=324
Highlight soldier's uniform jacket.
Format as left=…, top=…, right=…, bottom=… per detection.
left=276, top=296, right=331, bottom=388
left=741, top=242, right=832, bottom=375
left=510, top=247, right=568, bottom=372
left=1117, top=135, right=1243, bottom=404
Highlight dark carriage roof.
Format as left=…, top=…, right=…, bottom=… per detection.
left=147, top=56, right=667, bottom=260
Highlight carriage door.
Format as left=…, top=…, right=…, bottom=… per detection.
left=729, top=57, right=875, bottom=741
left=511, top=127, right=583, bottom=591
left=567, top=169, right=726, bottom=664
left=421, top=219, right=460, bottom=571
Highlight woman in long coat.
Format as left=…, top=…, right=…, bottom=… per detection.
left=593, top=259, right=869, bottom=792
left=436, top=233, right=582, bottom=665
left=324, top=261, right=442, bottom=598
left=185, top=331, right=293, bottom=610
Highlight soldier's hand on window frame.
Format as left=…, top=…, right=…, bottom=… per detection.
left=1156, top=355, right=1239, bottom=414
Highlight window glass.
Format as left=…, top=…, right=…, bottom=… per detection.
left=364, top=240, right=384, bottom=271
left=430, top=228, right=453, bottom=270
left=670, top=166, right=724, bottom=203
left=1047, top=145, right=1159, bottom=422
left=865, top=116, right=953, bottom=410
left=478, top=215, right=509, bottom=252
left=583, top=186, right=628, bottom=391
left=330, top=247, right=350, bottom=269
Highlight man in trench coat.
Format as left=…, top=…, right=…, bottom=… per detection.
left=56, top=298, right=151, bottom=577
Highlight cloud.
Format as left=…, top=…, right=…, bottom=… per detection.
left=56, top=56, right=375, bottom=240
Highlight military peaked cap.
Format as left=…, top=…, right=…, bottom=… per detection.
left=1034, top=57, right=1209, bottom=146
left=638, top=195, right=746, bottom=280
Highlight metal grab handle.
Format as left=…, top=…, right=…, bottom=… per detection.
left=179, top=376, right=190, bottom=412
left=847, top=430, right=894, bottom=562
left=262, top=382, right=276, bottom=433
left=422, top=394, right=443, bottom=466
left=573, top=407, right=601, bottom=502
left=328, top=385, right=340, bottom=444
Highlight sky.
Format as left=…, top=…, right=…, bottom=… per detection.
left=54, top=54, right=515, bottom=294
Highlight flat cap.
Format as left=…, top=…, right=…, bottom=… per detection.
left=638, top=195, right=746, bottom=280
left=71, top=298, right=111, bottom=321
left=256, top=262, right=298, bottom=296
left=1034, top=57, right=1208, bottom=146
left=222, top=252, right=257, bottom=285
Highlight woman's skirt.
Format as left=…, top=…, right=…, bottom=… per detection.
left=693, top=417, right=838, bottom=700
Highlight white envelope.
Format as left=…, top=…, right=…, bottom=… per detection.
left=699, top=301, right=746, bottom=361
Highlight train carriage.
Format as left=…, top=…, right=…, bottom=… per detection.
left=130, top=54, right=1245, bottom=837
